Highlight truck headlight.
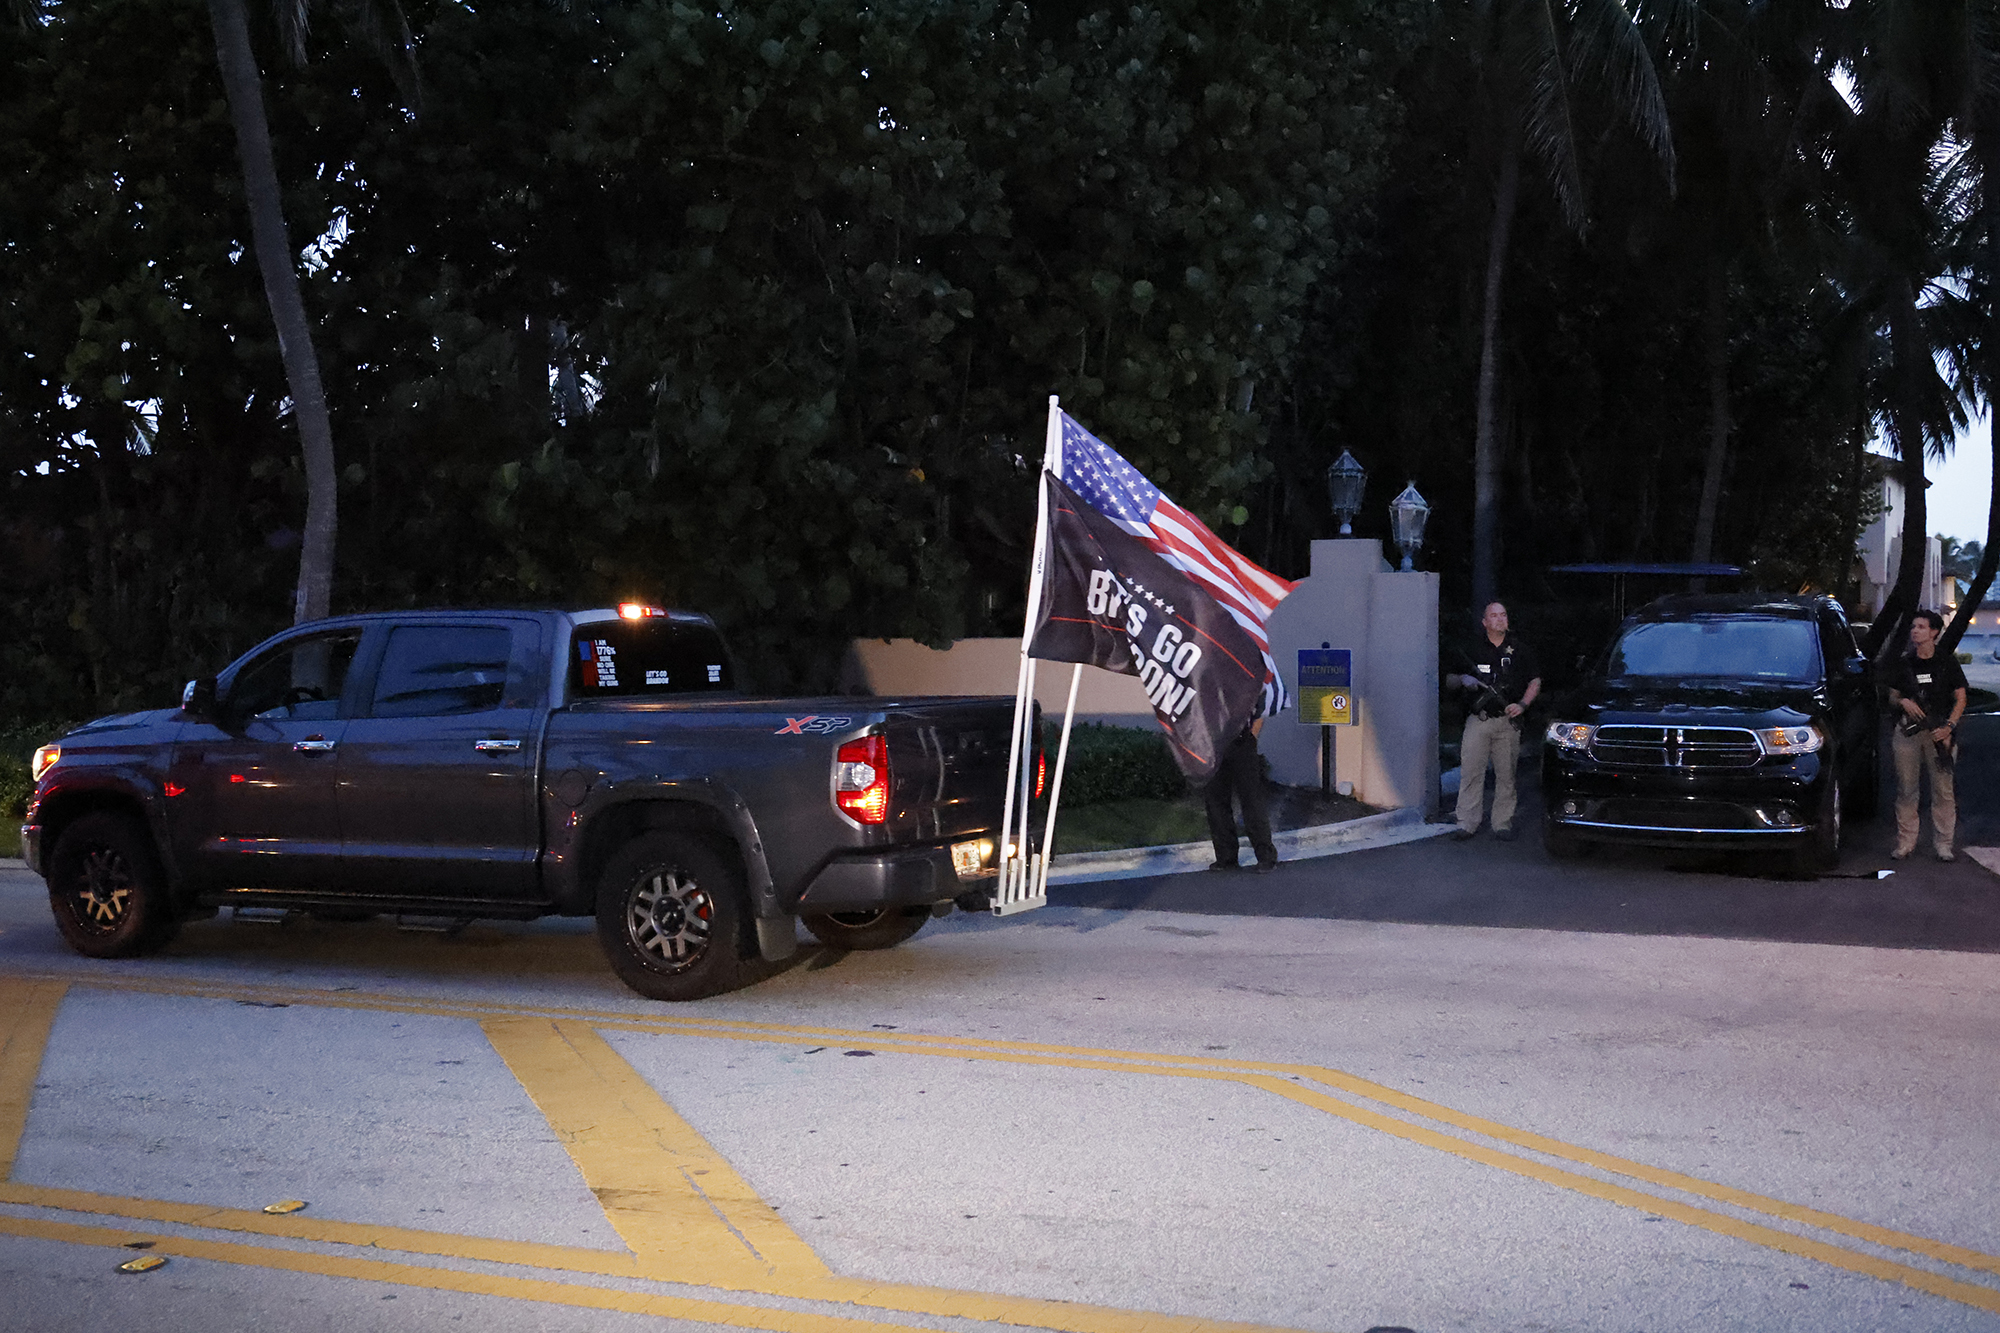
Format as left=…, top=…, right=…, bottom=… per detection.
left=31, top=744, right=60, bottom=781
left=1545, top=722, right=1595, bottom=751
left=1754, top=725, right=1822, bottom=755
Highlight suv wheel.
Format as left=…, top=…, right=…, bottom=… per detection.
left=1790, top=774, right=1840, bottom=876
left=1541, top=817, right=1587, bottom=861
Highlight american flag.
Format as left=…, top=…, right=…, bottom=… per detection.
left=1057, top=411, right=1295, bottom=711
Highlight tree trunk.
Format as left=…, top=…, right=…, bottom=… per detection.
left=1866, top=282, right=1931, bottom=661
left=1690, top=258, right=1730, bottom=568
left=1943, top=425, right=1998, bottom=654
left=1471, top=127, right=1521, bottom=614
left=208, top=0, right=338, bottom=624
left=1944, top=124, right=2000, bottom=655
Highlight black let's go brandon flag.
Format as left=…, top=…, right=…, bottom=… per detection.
left=1028, top=472, right=1265, bottom=785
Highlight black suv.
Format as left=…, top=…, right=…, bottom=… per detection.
left=1541, top=595, right=1877, bottom=871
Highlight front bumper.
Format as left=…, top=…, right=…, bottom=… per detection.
left=1542, top=748, right=1825, bottom=848
left=20, top=824, right=41, bottom=876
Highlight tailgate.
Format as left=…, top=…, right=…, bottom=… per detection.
left=881, top=699, right=1023, bottom=842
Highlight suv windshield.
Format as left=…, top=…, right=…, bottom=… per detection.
left=569, top=618, right=735, bottom=698
left=1606, top=616, right=1820, bottom=683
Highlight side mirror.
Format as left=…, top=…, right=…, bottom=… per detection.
left=181, top=677, right=218, bottom=720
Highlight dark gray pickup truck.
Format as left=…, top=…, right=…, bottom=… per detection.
left=20, top=607, right=1027, bottom=1000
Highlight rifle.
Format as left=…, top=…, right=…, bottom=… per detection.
left=1459, top=671, right=1514, bottom=720
left=1898, top=710, right=1956, bottom=770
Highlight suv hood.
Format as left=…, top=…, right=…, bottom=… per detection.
left=1578, top=679, right=1822, bottom=727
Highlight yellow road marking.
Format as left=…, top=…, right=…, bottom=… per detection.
left=482, top=1017, right=829, bottom=1281
left=9, top=969, right=2000, bottom=1321
left=0, top=1214, right=949, bottom=1333
left=0, top=978, right=68, bottom=1178
left=0, top=1181, right=657, bottom=1279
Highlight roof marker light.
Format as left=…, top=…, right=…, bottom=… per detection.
left=618, top=603, right=665, bottom=620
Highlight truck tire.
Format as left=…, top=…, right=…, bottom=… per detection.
left=801, top=907, right=930, bottom=952
left=46, top=811, right=181, bottom=959
left=596, top=832, right=748, bottom=1001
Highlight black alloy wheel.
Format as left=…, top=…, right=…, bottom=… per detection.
left=595, top=832, right=748, bottom=1001
left=801, top=907, right=932, bottom=951
left=47, top=811, right=180, bottom=958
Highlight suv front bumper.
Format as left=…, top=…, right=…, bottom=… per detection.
left=19, top=824, right=41, bottom=876
left=1542, top=750, right=1827, bottom=848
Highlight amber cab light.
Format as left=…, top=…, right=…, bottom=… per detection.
left=833, top=734, right=891, bottom=824
left=31, top=745, right=60, bottom=782
left=617, top=602, right=666, bottom=620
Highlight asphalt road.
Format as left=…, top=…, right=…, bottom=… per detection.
left=0, top=716, right=1996, bottom=1333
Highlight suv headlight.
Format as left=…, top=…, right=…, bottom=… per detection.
left=1545, top=722, right=1595, bottom=751
left=1754, top=725, right=1822, bottom=755
left=31, top=744, right=60, bottom=781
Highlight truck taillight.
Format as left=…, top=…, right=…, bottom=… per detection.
left=1035, top=746, right=1046, bottom=800
left=834, top=734, right=890, bottom=824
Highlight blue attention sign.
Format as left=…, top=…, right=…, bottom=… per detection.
left=1296, top=648, right=1354, bottom=726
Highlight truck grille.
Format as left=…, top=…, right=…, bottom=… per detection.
left=1589, top=725, right=1762, bottom=768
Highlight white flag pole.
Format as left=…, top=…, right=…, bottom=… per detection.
left=1036, top=662, right=1083, bottom=900
left=996, top=396, right=1063, bottom=909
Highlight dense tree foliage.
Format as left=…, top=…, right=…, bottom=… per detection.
left=3, top=0, right=1996, bottom=725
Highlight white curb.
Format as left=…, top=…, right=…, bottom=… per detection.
left=1045, top=805, right=1450, bottom=885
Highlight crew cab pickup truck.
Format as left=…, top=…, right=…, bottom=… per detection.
left=1540, top=594, right=1877, bottom=874
left=21, top=607, right=1027, bottom=999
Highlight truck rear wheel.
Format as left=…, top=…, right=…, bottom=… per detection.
left=596, top=833, right=748, bottom=1001
left=47, top=811, right=180, bottom=959
left=801, top=907, right=931, bottom=952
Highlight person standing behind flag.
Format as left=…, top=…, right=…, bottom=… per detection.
left=1204, top=709, right=1278, bottom=873
left=1450, top=601, right=1540, bottom=841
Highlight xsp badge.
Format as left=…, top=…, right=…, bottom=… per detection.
left=775, top=715, right=852, bottom=736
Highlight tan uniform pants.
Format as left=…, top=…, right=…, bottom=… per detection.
left=1892, top=726, right=1956, bottom=856
left=1457, top=714, right=1522, bottom=833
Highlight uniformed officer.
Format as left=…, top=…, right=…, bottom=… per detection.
left=1887, top=609, right=1967, bottom=861
left=1450, top=601, right=1541, bottom=840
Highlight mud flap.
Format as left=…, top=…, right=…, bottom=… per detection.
left=755, top=914, right=798, bottom=962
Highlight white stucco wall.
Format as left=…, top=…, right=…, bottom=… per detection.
left=1259, top=539, right=1440, bottom=813
left=839, top=637, right=1154, bottom=725
left=843, top=538, right=1441, bottom=814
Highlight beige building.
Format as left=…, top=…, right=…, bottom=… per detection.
left=1853, top=457, right=1945, bottom=620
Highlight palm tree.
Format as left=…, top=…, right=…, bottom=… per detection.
left=205, top=0, right=416, bottom=623
left=1461, top=0, right=1676, bottom=612
left=1832, top=1, right=1982, bottom=656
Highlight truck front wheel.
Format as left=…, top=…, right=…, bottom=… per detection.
left=596, top=833, right=748, bottom=1001
left=801, top=907, right=931, bottom=952
left=47, top=811, right=180, bottom=959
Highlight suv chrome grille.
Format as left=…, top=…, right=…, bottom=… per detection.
left=1589, top=725, right=1762, bottom=768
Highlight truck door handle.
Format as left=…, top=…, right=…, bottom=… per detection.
left=293, top=736, right=337, bottom=753
left=474, top=738, right=522, bottom=753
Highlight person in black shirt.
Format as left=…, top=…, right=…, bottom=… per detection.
left=1449, top=602, right=1541, bottom=840
left=1887, top=609, right=1968, bottom=861
left=1203, top=713, right=1277, bottom=874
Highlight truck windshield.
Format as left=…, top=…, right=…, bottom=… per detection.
left=1607, top=617, right=1820, bottom=683
left=569, top=619, right=735, bottom=697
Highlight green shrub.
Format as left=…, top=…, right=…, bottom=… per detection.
left=1958, top=652, right=1973, bottom=664
left=1049, top=723, right=1188, bottom=806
